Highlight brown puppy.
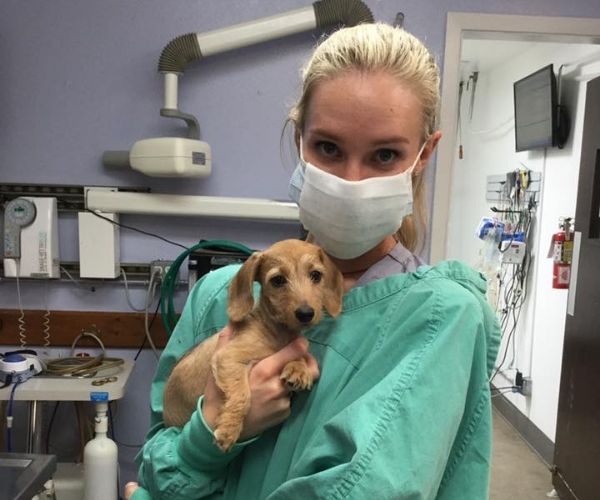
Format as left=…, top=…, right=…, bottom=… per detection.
left=163, top=239, right=344, bottom=451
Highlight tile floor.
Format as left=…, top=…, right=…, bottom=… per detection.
left=491, top=409, right=556, bottom=499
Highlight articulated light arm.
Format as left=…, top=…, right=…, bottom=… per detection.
left=159, top=1, right=374, bottom=111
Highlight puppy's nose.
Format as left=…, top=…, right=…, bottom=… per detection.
left=295, top=305, right=315, bottom=324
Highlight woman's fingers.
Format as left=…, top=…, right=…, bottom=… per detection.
left=123, top=482, right=139, bottom=500
left=251, top=336, right=309, bottom=380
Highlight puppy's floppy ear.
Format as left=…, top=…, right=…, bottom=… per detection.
left=228, top=252, right=262, bottom=322
left=319, top=248, right=344, bottom=317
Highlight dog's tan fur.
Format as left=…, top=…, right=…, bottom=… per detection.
left=162, top=239, right=344, bottom=451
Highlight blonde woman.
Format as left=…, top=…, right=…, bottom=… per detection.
left=130, top=23, right=500, bottom=500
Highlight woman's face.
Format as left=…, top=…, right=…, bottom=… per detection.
left=301, top=70, right=435, bottom=181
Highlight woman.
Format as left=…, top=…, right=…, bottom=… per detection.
left=129, top=23, right=500, bottom=500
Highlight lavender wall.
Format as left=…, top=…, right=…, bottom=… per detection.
left=2, top=0, right=600, bottom=491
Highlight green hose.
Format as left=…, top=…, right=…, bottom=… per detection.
left=160, top=239, right=255, bottom=337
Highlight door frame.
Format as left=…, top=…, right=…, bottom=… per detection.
left=431, top=13, right=600, bottom=263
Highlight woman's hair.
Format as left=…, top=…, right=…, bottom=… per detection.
left=288, top=23, right=440, bottom=253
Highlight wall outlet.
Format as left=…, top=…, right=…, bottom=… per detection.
left=150, top=260, right=174, bottom=281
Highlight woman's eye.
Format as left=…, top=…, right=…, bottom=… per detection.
left=374, top=148, right=399, bottom=165
left=310, top=270, right=322, bottom=283
left=270, top=275, right=287, bottom=288
left=316, top=141, right=340, bottom=158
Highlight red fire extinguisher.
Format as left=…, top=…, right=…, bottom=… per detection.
left=550, top=217, right=573, bottom=289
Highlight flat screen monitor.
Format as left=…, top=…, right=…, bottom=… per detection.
left=513, top=64, right=557, bottom=152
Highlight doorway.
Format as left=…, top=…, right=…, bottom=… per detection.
left=431, top=12, right=600, bottom=500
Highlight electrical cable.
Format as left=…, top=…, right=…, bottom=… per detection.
left=160, top=240, right=255, bottom=337
left=134, top=300, right=160, bottom=361
left=45, top=401, right=60, bottom=454
left=84, top=208, right=189, bottom=251
left=467, top=116, right=514, bottom=136
left=59, top=265, right=87, bottom=291
left=120, top=267, right=147, bottom=312
left=108, top=402, right=143, bottom=450
left=14, top=261, right=27, bottom=348
left=43, top=331, right=124, bottom=378
left=490, top=189, right=534, bottom=384
left=6, top=381, right=21, bottom=452
left=42, top=281, right=51, bottom=348
left=57, top=196, right=190, bottom=250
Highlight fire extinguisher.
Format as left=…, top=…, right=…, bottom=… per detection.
left=550, top=217, right=573, bottom=289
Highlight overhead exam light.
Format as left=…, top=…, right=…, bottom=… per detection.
left=102, top=0, right=373, bottom=178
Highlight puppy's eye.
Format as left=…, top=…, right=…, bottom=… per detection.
left=310, top=270, right=322, bottom=283
left=270, top=275, right=287, bottom=288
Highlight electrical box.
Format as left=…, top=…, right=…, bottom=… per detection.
left=3, top=197, right=60, bottom=278
left=187, top=248, right=250, bottom=291
left=78, top=211, right=120, bottom=279
left=500, top=240, right=526, bottom=265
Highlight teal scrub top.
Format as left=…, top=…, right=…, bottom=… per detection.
left=134, top=260, right=500, bottom=500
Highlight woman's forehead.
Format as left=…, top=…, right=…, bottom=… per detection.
left=304, top=71, right=423, bottom=144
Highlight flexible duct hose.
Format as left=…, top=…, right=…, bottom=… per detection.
left=158, top=33, right=202, bottom=74
left=157, top=0, right=373, bottom=75
left=313, top=0, right=373, bottom=29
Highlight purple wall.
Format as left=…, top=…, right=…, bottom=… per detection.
left=2, top=0, right=600, bottom=490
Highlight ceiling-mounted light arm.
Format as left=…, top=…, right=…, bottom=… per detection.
left=158, top=0, right=374, bottom=113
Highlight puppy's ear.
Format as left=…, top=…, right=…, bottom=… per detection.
left=228, top=252, right=262, bottom=322
left=319, top=249, right=344, bottom=317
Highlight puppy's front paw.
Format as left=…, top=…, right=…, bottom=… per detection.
left=213, top=427, right=239, bottom=453
left=281, top=361, right=313, bottom=392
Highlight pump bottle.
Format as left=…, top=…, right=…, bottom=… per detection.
left=83, top=401, right=118, bottom=500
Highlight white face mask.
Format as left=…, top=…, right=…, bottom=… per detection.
left=289, top=140, right=427, bottom=259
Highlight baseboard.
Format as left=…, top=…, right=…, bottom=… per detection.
left=492, top=394, right=555, bottom=466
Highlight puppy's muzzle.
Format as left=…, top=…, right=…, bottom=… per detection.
left=295, top=304, right=315, bottom=324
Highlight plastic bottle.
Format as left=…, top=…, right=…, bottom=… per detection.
left=83, top=401, right=118, bottom=500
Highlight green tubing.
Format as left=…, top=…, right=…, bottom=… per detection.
left=160, top=240, right=255, bottom=338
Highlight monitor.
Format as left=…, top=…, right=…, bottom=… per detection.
left=513, top=64, right=557, bottom=152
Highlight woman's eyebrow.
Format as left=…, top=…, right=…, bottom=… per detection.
left=308, top=128, right=342, bottom=141
left=370, top=136, right=410, bottom=146
left=309, top=129, right=411, bottom=146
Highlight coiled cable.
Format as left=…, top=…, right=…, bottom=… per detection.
left=14, top=261, right=27, bottom=348
left=43, top=330, right=124, bottom=378
left=42, top=281, right=51, bottom=348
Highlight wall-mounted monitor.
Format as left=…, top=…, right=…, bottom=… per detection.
left=513, top=64, right=569, bottom=152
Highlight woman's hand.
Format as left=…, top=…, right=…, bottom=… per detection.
left=124, top=482, right=139, bottom=499
left=202, top=324, right=319, bottom=441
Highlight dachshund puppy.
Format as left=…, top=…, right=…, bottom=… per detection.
left=163, top=239, right=344, bottom=451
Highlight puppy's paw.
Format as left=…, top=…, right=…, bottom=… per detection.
left=281, top=361, right=313, bottom=392
left=213, top=427, right=239, bottom=453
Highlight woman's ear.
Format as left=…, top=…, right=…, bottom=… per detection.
left=227, top=252, right=262, bottom=322
left=294, top=128, right=301, bottom=154
left=415, top=130, right=442, bottom=175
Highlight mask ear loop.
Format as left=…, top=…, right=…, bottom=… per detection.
left=407, top=140, right=429, bottom=175
left=299, top=137, right=306, bottom=163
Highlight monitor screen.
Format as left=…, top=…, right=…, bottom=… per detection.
left=514, top=64, right=556, bottom=152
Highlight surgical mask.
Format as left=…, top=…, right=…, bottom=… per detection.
left=288, top=140, right=427, bottom=259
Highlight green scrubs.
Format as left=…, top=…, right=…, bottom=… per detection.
left=134, top=260, right=500, bottom=500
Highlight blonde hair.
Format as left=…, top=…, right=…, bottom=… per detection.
left=288, top=23, right=440, bottom=253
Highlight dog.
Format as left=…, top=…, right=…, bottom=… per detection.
left=162, top=239, right=344, bottom=451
